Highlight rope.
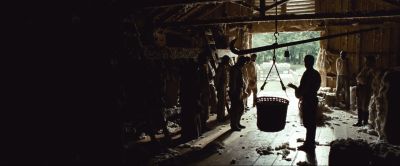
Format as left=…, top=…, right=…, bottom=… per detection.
left=260, top=0, right=288, bottom=99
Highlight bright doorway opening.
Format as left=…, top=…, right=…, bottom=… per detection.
left=252, top=31, right=321, bottom=93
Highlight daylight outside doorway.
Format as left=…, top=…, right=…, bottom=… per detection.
left=251, top=31, right=320, bottom=97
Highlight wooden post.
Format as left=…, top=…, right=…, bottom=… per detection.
left=260, top=0, right=266, bottom=17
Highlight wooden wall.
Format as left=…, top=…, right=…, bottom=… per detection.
left=246, top=0, right=400, bottom=87
left=316, top=0, right=400, bottom=87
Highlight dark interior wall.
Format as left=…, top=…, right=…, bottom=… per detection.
left=3, top=1, right=71, bottom=164
left=69, top=1, right=140, bottom=164
left=4, top=0, right=145, bottom=164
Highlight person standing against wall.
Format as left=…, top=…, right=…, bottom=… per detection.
left=242, top=56, right=251, bottom=110
left=198, top=49, right=212, bottom=132
left=229, top=56, right=247, bottom=131
left=215, top=55, right=231, bottom=122
left=246, top=54, right=258, bottom=108
left=335, top=51, right=350, bottom=109
left=354, top=56, right=376, bottom=126
left=180, top=59, right=202, bottom=142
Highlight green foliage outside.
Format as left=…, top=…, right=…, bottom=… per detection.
left=252, top=31, right=320, bottom=64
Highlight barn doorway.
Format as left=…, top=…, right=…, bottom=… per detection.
left=252, top=31, right=321, bottom=94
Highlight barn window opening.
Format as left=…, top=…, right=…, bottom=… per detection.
left=252, top=31, right=321, bottom=92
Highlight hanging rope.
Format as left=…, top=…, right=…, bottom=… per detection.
left=260, top=0, right=288, bottom=98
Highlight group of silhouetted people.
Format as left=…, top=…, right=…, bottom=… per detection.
left=180, top=49, right=259, bottom=142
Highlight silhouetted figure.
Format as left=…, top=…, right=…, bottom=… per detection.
left=215, top=55, right=231, bottom=122
left=180, top=60, right=202, bottom=141
left=245, top=54, right=258, bottom=107
left=381, top=68, right=400, bottom=145
left=242, top=56, right=251, bottom=110
left=336, top=51, right=350, bottom=109
left=229, top=56, right=247, bottom=131
left=288, top=55, right=321, bottom=152
left=145, top=60, right=171, bottom=143
left=354, top=56, right=375, bottom=127
left=198, top=50, right=212, bottom=132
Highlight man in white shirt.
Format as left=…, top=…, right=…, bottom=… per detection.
left=336, top=51, right=350, bottom=109
left=245, top=54, right=258, bottom=107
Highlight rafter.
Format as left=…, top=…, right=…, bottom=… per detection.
left=143, top=0, right=245, bottom=8
left=197, top=3, right=225, bottom=19
left=160, top=10, right=400, bottom=26
left=231, top=1, right=260, bottom=12
left=264, top=0, right=290, bottom=11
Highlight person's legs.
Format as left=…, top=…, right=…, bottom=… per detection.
left=200, top=96, right=210, bottom=132
left=229, top=97, right=240, bottom=131
left=305, top=125, right=316, bottom=146
left=237, top=100, right=245, bottom=128
left=252, top=86, right=258, bottom=107
left=354, top=108, right=363, bottom=126
left=299, top=100, right=317, bottom=151
left=336, top=76, right=344, bottom=101
left=216, top=90, right=225, bottom=122
left=361, top=95, right=370, bottom=125
left=344, top=79, right=350, bottom=109
left=368, top=97, right=377, bottom=128
left=354, top=86, right=363, bottom=126
left=210, top=85, right=218, bottom=114
left=363, top=111, right=369, bottom=126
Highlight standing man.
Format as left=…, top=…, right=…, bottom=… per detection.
left=180, top=60, right=202, bottom=142
left=288, top=55, right=321, bottom=152
left=229, top=56, right=247, bottom=131
left=198, top=49, right=212, bottom=132
left=242, top=57, right=251, bottom=110
left=215, top=55, right=231, bottom=122
left=354, top=56, right=375, bottom=126
left=246, top=54, right=258, bottom=108
left=336, top=51, right=350, bottom=109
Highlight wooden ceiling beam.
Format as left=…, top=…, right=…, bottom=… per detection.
left=160, top=10, right=400, bottom=26
left=176, top=5, right=207, bottom=22
left=264, top=0, right=290, bottom=12
left=197, top=3, right=225, bottom=19
left=231, top=1, right=260, bottom=12
left=143, top=0, right=245, bottom=8
left=286, top=6, right=315, bottom=10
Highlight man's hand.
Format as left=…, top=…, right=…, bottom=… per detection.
left=287, top=83, right=297, bottom=89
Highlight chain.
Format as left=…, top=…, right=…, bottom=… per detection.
left=273, top=0, right=278, bottom=61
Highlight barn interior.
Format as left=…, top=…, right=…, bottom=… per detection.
left=7, top=0, right=400, bottom=165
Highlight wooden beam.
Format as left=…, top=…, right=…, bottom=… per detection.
left=260, top=0, right=266, bottom=17
left=176, top=5, right=205, bottom=21
left=143, top=0, right=245, bottom=8
left=264, top=0, right=290, bottom=12
left=231, top=1, right=260, bottom=12
left=197, top=3, right=224, bottom=19
left=378, top=0, right=400, bottom=8
left=229, top=27, right=379, bottom=55
left=386, top=0, right=400, bottom=7
left=287, top=2, right=315, bottom=6
left=160, top=10, right=400, bottom=26
left=164, top=6, right=197, bottom=22
left=286, top=6, right=315, bottom=10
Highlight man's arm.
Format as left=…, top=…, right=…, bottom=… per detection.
left=287, top=83, right=301, bottom=98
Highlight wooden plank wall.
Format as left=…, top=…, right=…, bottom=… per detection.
left=316, top=0, right=400, bottom=87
